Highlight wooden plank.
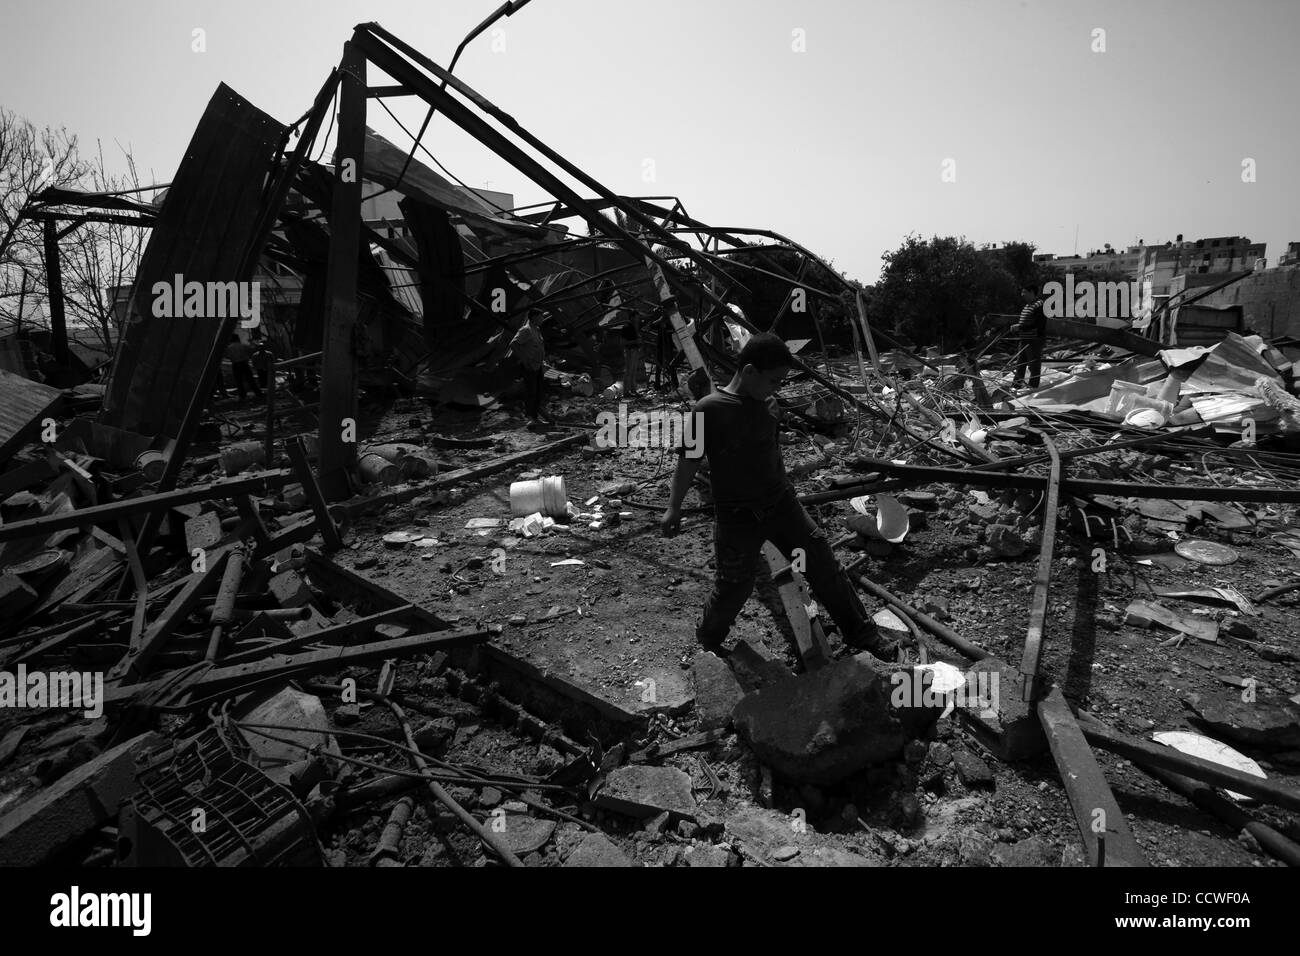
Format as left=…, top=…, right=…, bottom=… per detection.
left=1019, top=431, right=1062, bottom=700
left=216, top=604, right=417, bottom=666
left=1037, top=687, right=1146, bottom=867
left=108, top=544, right=234, bottom=683
left=762, top=542, right=830, bottom=671
left=303, top=549, right=447, bottom=628
left=835, top=457, right=1300, bottom=505
left=0, top=369, right=62, bottom=464
left=0, top=469, right=291, bottom=544
left=0, top=458, right=58, bottom=500
left=43, top=218, right=69, bottom=364
left=105, top=627, right=493, bottom=708
left=286, top=436, right=343, bottom=551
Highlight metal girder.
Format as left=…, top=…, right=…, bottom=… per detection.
left=1037, top=686, right=1146, bottom=867
left=828, top=456, right=1300, bottom=504
left=317, top=39, right=368, bottom=500
left=0, top=469, right=293, bottom=544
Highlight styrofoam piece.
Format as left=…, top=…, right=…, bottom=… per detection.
left=1152, top=731, right=1266, bottom=802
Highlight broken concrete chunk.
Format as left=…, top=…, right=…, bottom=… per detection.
left=563, top=831, right=635, bottom=867
left=728, top=640, right=794, bottom=694
left=0, top=732, right=165, bottom=866
left=236, top=686, right=333, bottom=774
left=1183, top=693, right=1300, bottom=751
left=952, top=749, right=995, bottom=788
left=723, top=807, right=881, bottom=867
left=183, top=511, right=223, bottom=554
left=732, top=653, right=934, bottom=784
left=268, top=569, right=312, bottom=608
left=986, top=524, right=1029, bottom=558
left=492, top=814, right=555, bottom=855
left=991, top=836, right=1057, bottom=867
left=594, top=765, right=696, bottom=819
left=957, top=658, right=1046, bottom=761
left=682, top=843, right=731, bottom=867
left=691, top=652, right=743, bottom=731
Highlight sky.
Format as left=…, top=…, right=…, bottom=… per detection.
left=2, top=0, right=1297, bottom=283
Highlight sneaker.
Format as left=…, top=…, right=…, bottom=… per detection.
left=843, top=622, right=899, bottom=661
left=695, top=625, right=730, bottom=658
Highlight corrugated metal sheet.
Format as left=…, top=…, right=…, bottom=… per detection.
left=0, top=367, right=62, bottom=461
left=100, top=84, right=287, bottom=439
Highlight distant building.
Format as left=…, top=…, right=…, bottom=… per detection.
left=1138, top=235, right=1266, bottom=299
left=1035, top=244, right=1145, bottom=278
left=1168, top=250, right=1300, bottom=341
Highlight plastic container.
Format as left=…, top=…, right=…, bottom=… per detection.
left=135, top=450, right=169, bottom=482
left=510, top=475, right=568, bottom=518
left=358, top=453, right=401, bottom=486
left=1106, top=381, right=1146, bottom=417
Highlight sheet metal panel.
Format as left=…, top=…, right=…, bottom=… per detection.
left=100, top=84, right=286, bottom=438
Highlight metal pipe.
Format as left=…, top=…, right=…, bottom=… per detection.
left=850, top=572, right=990, bottom=661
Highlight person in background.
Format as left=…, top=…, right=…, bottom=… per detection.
left=224, top=333, right=263, bottom=402
left=1012, top=287, right=1047, bottom=389
left=660, top=333, right=897, bottom=660
left=620, top=310, right=643, bottom=397
left=505, top=310, right=549, bottom=422
left=250, top=330, right=276, bottom=389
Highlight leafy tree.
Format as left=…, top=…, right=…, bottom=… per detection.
left=1, top=108, right=147, bottom=354
left=873, top=235, right=1020, bottom=350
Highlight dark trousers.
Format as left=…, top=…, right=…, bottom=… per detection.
left=698, top=489, right=871, bottom=647
left=1012, top=333, right=1044, bottom=388
left=522, top=364, right=545, bottom=417
left=231, top=360, right=263, bottom=400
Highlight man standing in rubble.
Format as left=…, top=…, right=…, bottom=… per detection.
left=224, top=333, right=263, bottom=403
left=1012, top=287, right=1047, bottom=389
left=660, top=333, right=897, bottom=660
left=505, top=309, right=549, bottom=423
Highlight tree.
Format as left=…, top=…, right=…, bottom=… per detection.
left=0, top=108, right=86, bottom=333
left=0, top=108, right=147, bottom=356
left=56, top=143, right=149, bottom=355
left=873, top=235, right=1020, bottom=351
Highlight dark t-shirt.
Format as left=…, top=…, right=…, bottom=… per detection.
left=691, top=389, right=790, bottom=509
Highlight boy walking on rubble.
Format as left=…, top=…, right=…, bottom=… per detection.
left=660, top=333, right=897, bottom=660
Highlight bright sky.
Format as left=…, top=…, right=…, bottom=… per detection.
left=2, top=0, right=1296, bottom=282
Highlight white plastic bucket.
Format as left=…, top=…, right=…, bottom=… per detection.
left=510, top=475, right=568, bottom=518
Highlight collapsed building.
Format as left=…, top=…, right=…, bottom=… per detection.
left=2, top=23, right=1300, bottom=869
